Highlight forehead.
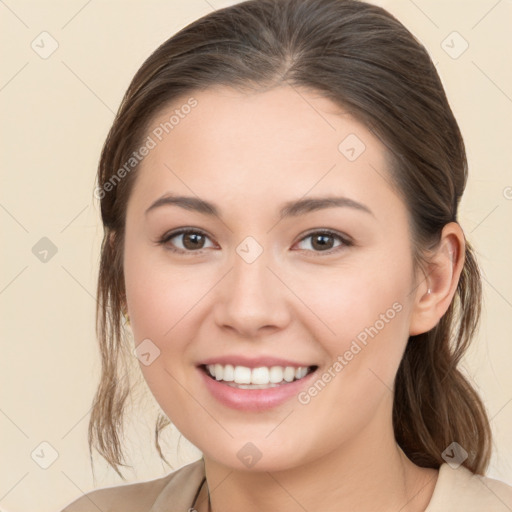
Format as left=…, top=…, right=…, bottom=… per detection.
left=128, top=85, right=402, bottom=221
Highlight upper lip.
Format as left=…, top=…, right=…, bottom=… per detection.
left=197, top=355, right=316, bottom=369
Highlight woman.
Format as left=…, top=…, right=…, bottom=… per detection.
left=61, top=0, right=512, bottom=510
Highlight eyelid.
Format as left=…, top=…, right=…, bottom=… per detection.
left=292, top=228, right=353, bottom=255
left=157, top=227, right=353, bottom=255
left=157, top=227, right=216, bottom=254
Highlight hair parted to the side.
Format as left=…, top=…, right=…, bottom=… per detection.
left=89, top=0, right=492, bottom=480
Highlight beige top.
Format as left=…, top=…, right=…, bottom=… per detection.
left=60, top=458, right=512, bottom=511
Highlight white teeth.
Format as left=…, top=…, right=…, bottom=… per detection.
left=269, top=366, right=283, bottom=383
left=283, top=367, right=295, bottom=382
left=222, top=364, right=234, bottom=382
left=295, top=367, right=308, bottom=379
left=205, top=364, right=312, bottom=385
left=251, top=367, right=270, bottom=384
left=234, top=366, right=252, bottom=384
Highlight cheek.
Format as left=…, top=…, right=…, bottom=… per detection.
left=296, top=261, right=411, bottom=346
left=124, top=242, right=206, bottom=339
left=291, top=249, right=414, bottom=406
left=292, top=264, right=411, bottom=438
left=123, top=244, right=210, bottom=421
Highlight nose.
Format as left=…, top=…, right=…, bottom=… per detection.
left=213, top=244, right=291, bottom=338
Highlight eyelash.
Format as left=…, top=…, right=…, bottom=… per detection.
left=156, top=228, right=353, bottom=256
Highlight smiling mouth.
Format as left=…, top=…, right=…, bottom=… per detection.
left=199, top=364, right=318, bottom=389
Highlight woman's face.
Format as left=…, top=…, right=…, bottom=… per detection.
left=123, top=85, right=422, bottom=471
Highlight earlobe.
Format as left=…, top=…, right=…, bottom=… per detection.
left=408, top=222, right=465, bottom=336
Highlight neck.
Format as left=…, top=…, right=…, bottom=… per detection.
left=195, top=399, right=438, bottom=512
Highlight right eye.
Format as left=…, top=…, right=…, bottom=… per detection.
left=157, top=228, right=216, bottom=254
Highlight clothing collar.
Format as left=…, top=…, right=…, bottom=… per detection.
left=148, top=458, right=507, bottom=511
left=149, top=457, right=205, bottom=512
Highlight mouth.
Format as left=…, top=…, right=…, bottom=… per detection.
left=199, top=363, right=319, bottom=389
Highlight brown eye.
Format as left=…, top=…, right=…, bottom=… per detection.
left=311, top=233, right=335, bottom=250
left=159, top=229, right=215, bottom=253
left=181, top=232, right=206, bottom=250
left=295, top=230, right=352, bottom=253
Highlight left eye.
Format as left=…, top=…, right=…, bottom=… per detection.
left=294, top=231, right=350, bottom=252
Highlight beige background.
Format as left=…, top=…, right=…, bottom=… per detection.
left=1, top=0, right=511, bottom=511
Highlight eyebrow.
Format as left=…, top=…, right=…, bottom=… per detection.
left=145, top=193, right=374, bottom=219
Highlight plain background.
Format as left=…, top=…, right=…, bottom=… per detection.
left=1, top=0, right=511, bottom=511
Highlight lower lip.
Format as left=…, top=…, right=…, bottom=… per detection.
left=198, top=366, right=318, bottom=411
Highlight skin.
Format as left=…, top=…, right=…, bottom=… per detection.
left=122, top=85, right=465, bottom=512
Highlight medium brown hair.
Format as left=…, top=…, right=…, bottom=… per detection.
left=89, top=0, right=492, bottom=479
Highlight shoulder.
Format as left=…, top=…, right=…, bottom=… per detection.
left=59, top=458, right=205, bottom=512
left=426, top=463, right=512, bottom=512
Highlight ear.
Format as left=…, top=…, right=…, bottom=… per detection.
left=409, top=222, right=465, bottom=336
